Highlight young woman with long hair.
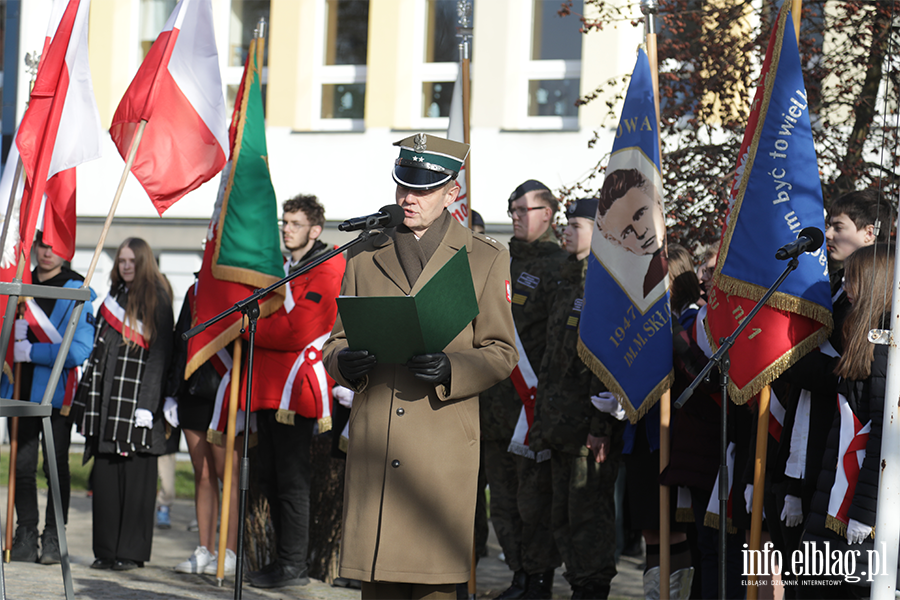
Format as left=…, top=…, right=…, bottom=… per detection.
left=799, top=243, right=895, bottom=597
left=71, top=238, right=174, bottom=571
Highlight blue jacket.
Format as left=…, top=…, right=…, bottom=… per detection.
left=25, top=279, right=96, bottom=409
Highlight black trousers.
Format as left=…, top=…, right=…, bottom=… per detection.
left=256, top=409, right=314, bottom=569
left=92, top=453, right=158, bottom=562
left=10, top=409, right=72, bottom=532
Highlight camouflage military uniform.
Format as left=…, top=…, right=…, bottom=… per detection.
left=480, top=227, right=566, bottom=575
left=533, top=254, right=624, bottom=596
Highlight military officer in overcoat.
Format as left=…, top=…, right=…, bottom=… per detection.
left=322, top=133, right=518, bottom=600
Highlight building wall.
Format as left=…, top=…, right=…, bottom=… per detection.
left=6, top=0, right=643, bottom=306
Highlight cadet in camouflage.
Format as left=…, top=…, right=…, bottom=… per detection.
left=532, top=198, right=623, bottom=599
left=481, top=180, right=567, bottom=600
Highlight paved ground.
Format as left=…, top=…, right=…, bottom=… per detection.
left=0, top=486, right=644, bottom=599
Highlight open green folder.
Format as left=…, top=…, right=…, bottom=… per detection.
left=337, top=247, right=480, bottom=364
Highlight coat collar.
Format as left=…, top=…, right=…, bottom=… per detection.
left=371, top=212, right=473, bottom=296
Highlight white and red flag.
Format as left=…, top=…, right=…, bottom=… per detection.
left=110, top=0, right=228, bottom=215
left=446, top=67, right=470, bottom=226
left=15, top=0, right=102, bottom=261
left=0, top=142, right=29, bottom=383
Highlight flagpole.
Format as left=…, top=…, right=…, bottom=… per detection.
left=747, top=387, right=770, bottom=599
left=81, top=120, right=147, bottom=288
left=216, top=337, right=242, bottom=586
left=642, top=2, right=670, bottom=598
left=0, top=157, right=25, bottom=374
left=457, top=1, right=473, bottom=224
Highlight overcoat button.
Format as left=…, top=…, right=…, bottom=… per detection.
left=391, top=460, right=400, bottom=468
left=397, top=407, right=405, bottom=416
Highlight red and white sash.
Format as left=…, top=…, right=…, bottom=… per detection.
left=825, top=393, right=870, bottom=536
left=22, top=299, right=81, bottom=412
left=100, top=294, right=148, bottom=349
left=704, top=441, right=737, bottom=534
left=276, top=332, right=332, bottom=432
left=24, top=298, right=63, bottom=344
left=207, top=348, right=256, bottom=445
left=507, top=328, right=549, bottom=462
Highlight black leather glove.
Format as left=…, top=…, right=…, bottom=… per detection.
left=337, top=349, right=377, bottom=382
left=406, top=353, right=451, bottom=385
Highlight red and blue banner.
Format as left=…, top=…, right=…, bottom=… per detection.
left=578, top=48, right=672, bottom=422
left=706, top=1, right=832, bottom=403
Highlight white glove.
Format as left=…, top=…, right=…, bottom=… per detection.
left=134, top=408, right=153, bottom=429
left=846, top=518, right=872, bottom=545
left=781, top=494, right=803, bottom=527
left=332, top=385, right=354, bottom=409
left=744, top=484, right=754, bottom=514
left=14, top=318, right=27, bottom=340
left=163, top=397, right=179, bottom=428
left=14, top=340, right=32, bottom=363
left=591, top=392, right=626, bottom=421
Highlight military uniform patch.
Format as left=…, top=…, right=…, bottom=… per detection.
left=516, top=272, right=540, bottom=289
left=512, top=289, right=531, bottom=306
left=566, top=297, right=584, bottom=329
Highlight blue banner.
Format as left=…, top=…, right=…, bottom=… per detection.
left=707, top=4, right=832, bottom=403
left=578, top=49, right=672, bottom=422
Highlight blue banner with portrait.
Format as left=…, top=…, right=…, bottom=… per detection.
left=578, top=48, right=672, bottom=422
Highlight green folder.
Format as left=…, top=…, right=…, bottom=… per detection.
left=337, top=247, right=480, bottom=364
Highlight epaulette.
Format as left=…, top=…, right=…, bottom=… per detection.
left=472, top=231, right=506, bottom=253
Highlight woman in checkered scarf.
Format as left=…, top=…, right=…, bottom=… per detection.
left=72, top=237, right=174, bottom=572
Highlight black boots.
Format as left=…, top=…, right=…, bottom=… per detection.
left=39, top=531, right=61, bottom=565
left=9, top=526, right=39, bottom=562
left=522, top=569, right=555, bottom=599
left=495, top=569, right=528, bottom=599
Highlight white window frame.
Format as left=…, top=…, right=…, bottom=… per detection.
left=310, top=0, right=367, bottom=132
left=518, top=0, right=581, bottom=130
left=408, top=0, right=459, bottom=131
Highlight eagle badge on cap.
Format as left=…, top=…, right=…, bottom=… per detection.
left=414, top=133, right=428, bottom=153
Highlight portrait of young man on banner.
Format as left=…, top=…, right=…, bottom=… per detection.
left=595, top=151, right=667, bottom=307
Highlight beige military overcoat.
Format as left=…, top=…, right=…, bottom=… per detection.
left=323, top=216, right=517, bottom=585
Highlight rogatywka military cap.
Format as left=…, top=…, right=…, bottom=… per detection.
left=566, top=198, right=599, bottom=221
left=393, top=133, right=470, bottom=190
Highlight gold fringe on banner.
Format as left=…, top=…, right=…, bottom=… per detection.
left=676, top=507, right=695, bottom=523
left=704, top=511, right=737, bottom=535
left=715, top=274, right=834, bottom=331
left=705, top=317, right=829, bottom=404
left=577, top=338, right=672, bottom=424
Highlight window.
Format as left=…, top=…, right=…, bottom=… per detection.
left=411, top=0, right=472, bottom=126
left=139, top=0, right=178, bottom=59
left=224, top=1, right=271, bottom=115
left=524, top=0, right=582, bottom=127
left=315, top=0, right=369, bottom=128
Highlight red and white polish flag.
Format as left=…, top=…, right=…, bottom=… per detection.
left=15, top=0, right=102, bottom=261
left=110, top=0, right=229, bottom=215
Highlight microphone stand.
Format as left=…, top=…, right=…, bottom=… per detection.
left=184, top=226, right=380, bottom=600
left=675, top=256, right=799, bottom=600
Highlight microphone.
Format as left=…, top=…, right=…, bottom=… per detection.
left=775, top=226, right=824, bottom=260
left=338, top=205, right=405, bottom=232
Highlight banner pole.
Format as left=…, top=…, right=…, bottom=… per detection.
left=642, top=1, right=669, bottom=597
left=81, top=120, right=148, bottom=288
left=217, top=337, right=242, bottom=585
left=747, top=386, right=771, bottom=599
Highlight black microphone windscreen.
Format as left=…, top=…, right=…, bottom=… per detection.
left=799, top=226, right=824, bottom=251
left=379, top=204, right=406, bottom=228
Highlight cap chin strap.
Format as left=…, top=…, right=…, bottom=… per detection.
left=392, top=170, right=454, bottom=190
